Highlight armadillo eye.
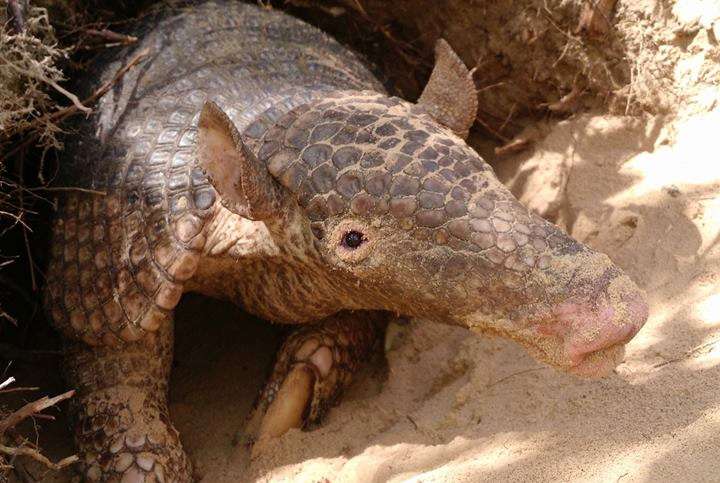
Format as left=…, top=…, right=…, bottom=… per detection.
left=342, top=230, right=364, bottom=249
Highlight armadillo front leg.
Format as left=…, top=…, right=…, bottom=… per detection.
left=246, top=311, right=389, bottom=455
left=65, top=323, right=192, bottom=482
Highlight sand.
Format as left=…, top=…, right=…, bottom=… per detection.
left=7, top=1, right=720, bottom=481
left=190, top=110, right=719, bottom=483
left=12, top=66, right=720, bottom=483
left=44, top=110, right=706, bottom=483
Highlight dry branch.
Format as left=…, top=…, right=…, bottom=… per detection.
left=0, top=5, right=70, bottom=154
left=0, top=378, right=15, bottom=392
left=540, top=85, right=585, bottom=113
left=474, top=114, right=510, bottom=143
left=0, top=390, right=75, bottom=434
left=84, top=28, right=137, bottom=45
left=494, top=136, right=535, bottom=157
left=0, top=445, right=78, bottom=471
left=486, top=367, right=546, bottom=388
left=652, top=338, right=720, bottom=369
left=576, top=0, right=618, bottom=37
left=0, top=381, right=77, bottom=475
left=6, top=0, right=26, bottom=34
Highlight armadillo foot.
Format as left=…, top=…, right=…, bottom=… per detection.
left=245, top=311, right=389, bottom=457
left=79, top=421, right=191, bottom=482
left=65, top=326, right=192, bottom=482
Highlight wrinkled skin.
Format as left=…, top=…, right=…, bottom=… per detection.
left=45, top=2, right=647, bottom=481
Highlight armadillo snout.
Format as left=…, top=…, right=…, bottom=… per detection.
left=525, top=254, right=648, bottom=377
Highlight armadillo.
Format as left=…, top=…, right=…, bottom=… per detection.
left=44, top=1, right=648, bottom=481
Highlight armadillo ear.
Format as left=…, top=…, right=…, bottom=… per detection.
left=417, top=39, right=478, bottom=140
left=197, top=101, right=285, bottom=220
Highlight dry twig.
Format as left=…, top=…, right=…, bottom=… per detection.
left=474, top=114, right=510, bottom=143
left=486, top=367, right=546, bottom=388
left=0, top=386, right=40, bottom=395
left=0, top=390, right=75, bottom=434
left=540, top=84, right=585, bottom=113
left=0, top=378, right=15, bottom=391
left=0, top=378, right=77, bottom=475
left=345, top=0, right=424, bottom=67
left=0, top=445, right=78, bottom=471
left=6, top=0, right=26, bottom=34
left=84, top=28, right=137, bottom=45
left=2, top=47, right=151, bottom=163
left=576, top=0, right=618, bottom=37
left=31, top=186, right=107, bottom=196
left=652, top=338, right=720, bottom=369
left=3, top=56, right=90, bottom=114
left=494, top=136, right=535, bottom=157
left=0, top=6, right=68, bottom=152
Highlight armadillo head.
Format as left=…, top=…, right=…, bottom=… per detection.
left=197, top=41, right=648, bottom=378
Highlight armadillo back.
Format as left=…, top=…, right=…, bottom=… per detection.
left=47, top=1, right=382, bottom=344
left=62, top=1, right=382, bottom=189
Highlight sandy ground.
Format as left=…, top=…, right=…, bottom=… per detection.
left=7, top=1, right=720, bottom=475
left=213, top=111, right=720, bottom=482
left=2, top=0, right=720, bottom=480
left=16, top=108, right=720, bottom=482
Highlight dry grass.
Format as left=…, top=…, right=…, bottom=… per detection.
left=0, top=2, right=73, bottom=323
left=0, top=4, right=71, bottom=153
left=0, top=3, right=136, bottom=478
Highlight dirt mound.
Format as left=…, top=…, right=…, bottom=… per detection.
left=292, top=0, right=720, bottom=138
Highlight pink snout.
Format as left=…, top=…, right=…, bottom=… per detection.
left=538, top=289, right=648, bottom=377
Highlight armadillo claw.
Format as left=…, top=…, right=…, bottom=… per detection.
left=247, top=363, right=315, bottom=458
left=81, top=429, right=190, bottom=483
left=244, top=311, right=388, bottom=457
